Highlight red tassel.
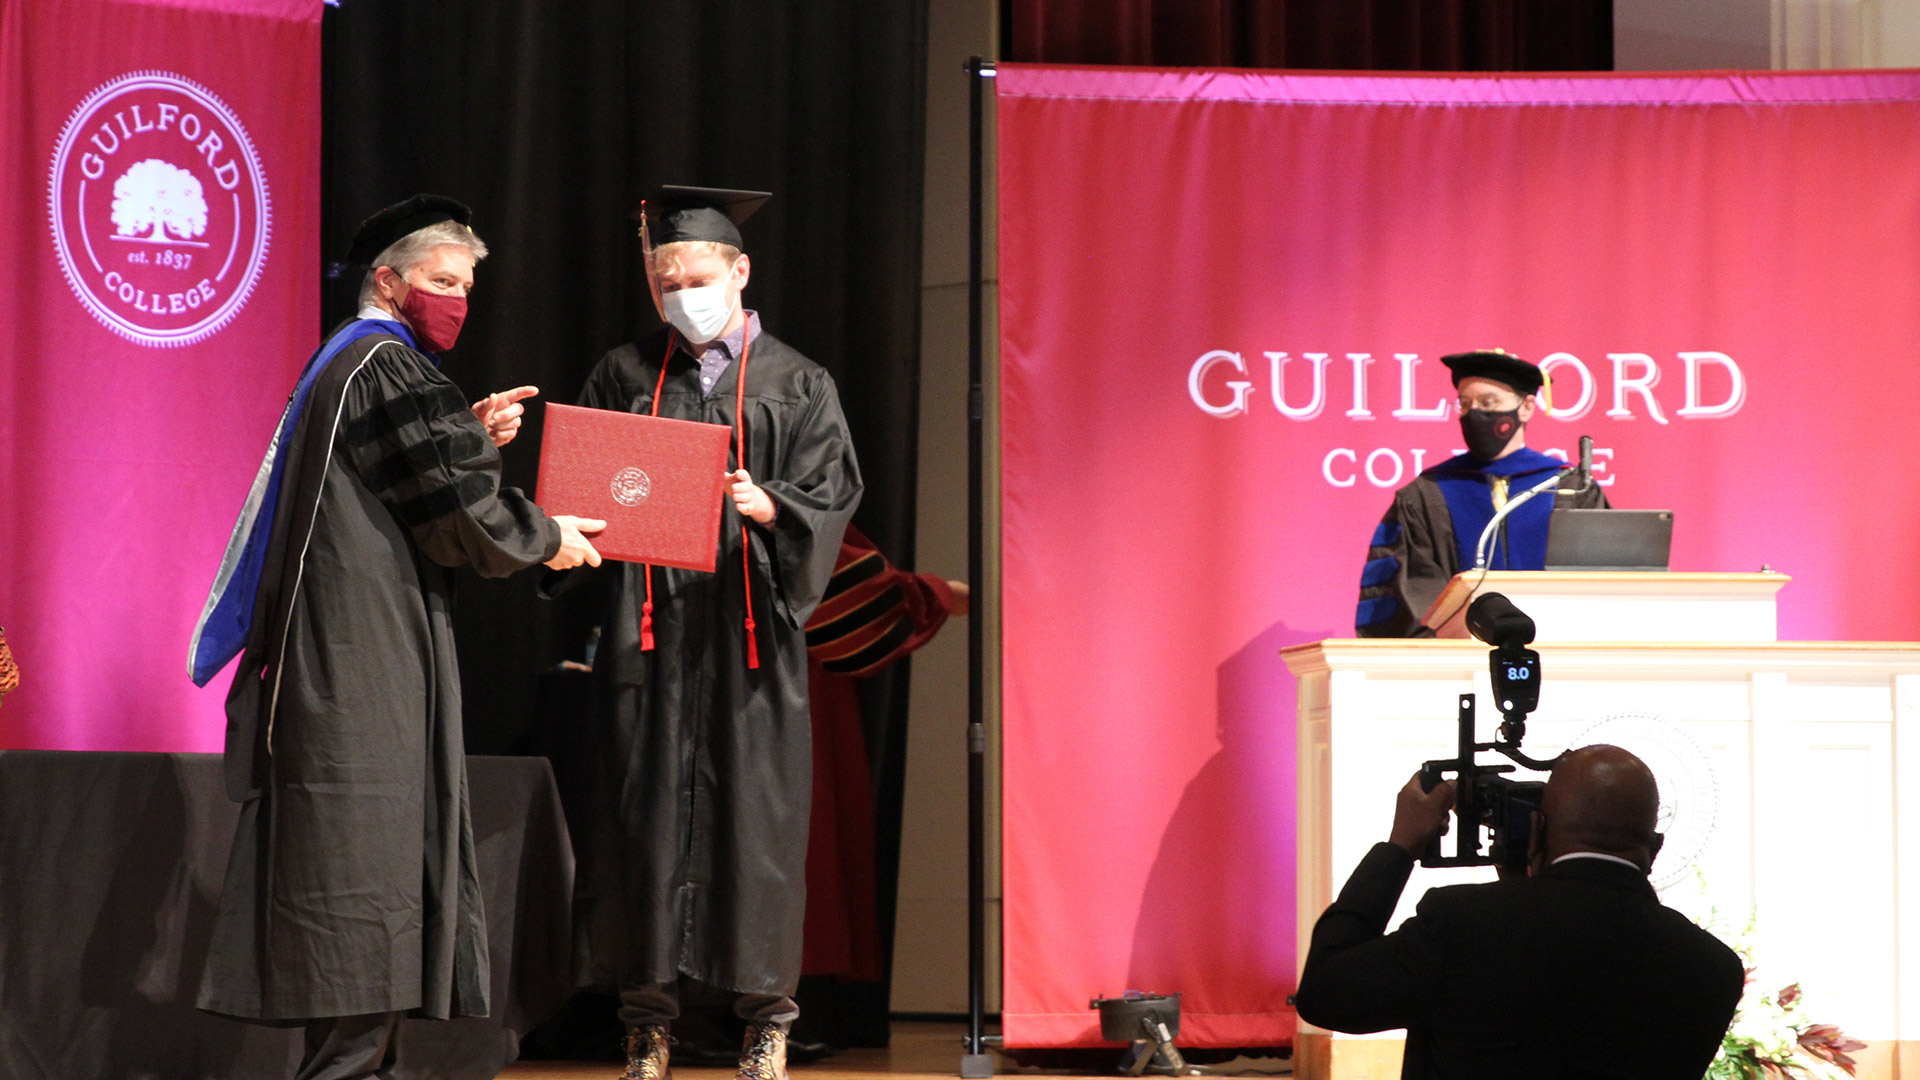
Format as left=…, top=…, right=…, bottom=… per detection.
left=739, top=522, right=759, bottom=670
left=734, top=334, right=759, bottom=672
left=640, top=564, right=655, bottom=651
left=642, top=348, right=673, bottom=656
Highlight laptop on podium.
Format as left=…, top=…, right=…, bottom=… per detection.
left=1543, top=509, right=1674, bottom=572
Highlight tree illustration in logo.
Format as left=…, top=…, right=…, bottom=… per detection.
left=111, top=158, right=208, bottom=244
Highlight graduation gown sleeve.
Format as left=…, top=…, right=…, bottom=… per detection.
left=758, top=366, right=861, bottom=628
left=1355, top=478, right=1457, bottom=638
left=338, top=343, right=561, bottom=575
left=804, top=524, right=956, bottom=676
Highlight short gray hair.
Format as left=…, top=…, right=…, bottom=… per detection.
left=358, top=220, right=489, bottom=306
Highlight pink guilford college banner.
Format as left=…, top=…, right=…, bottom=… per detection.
left=0, top=0, right=319, bottom=751
left=994, top=64, right=1920, bottom=1047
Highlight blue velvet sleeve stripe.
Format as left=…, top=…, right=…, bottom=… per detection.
left=1370, top=522, right=1402, bottom=548
left=1359, top=556, right=1399, bottom=588
left=1356, top=595, right=1400, bottom=628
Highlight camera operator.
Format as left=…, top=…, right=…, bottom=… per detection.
left=1294, top=745, right=1744, bottom=1079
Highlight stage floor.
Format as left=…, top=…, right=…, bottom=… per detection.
left=503, top=1021, right=971, bottom=1080
left=502, top=1021, right=1299, bottom=1080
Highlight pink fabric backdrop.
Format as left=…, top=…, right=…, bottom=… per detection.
left=995, top=64, right=1920, bottom=1047
left=0, top=0, right=320, bottom=751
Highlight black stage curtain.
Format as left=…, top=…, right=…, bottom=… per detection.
left=320, top=0, right=928, bottom=1051
left=1006, top=0, right=1612, bottom=70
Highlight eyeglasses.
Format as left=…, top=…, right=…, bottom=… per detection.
left=1456, top=395, right=1524, bottom=413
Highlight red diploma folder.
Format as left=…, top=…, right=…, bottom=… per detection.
left=536, top=403, right=732, bottom=570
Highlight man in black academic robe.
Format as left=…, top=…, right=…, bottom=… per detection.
left=1355, top=351, right=1608, bottom=637
left=191, top=197, right=600, bottom=1080
left=557, top=187, right=860, bottom=1080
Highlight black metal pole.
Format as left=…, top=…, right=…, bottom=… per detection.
left=960, top=53, right=995, bottom=1080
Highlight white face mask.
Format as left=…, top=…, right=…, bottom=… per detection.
left=661, top=269, right=737, bottom=345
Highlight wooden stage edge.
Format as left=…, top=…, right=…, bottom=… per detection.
left=504, top=1022, right=995, bottom=1080
left=1295, top=1034, right=1920, bottom=1080
left=501, top=1022, right=1920, bottom=1079
left=501, top=1021, right=1295, bottom=1079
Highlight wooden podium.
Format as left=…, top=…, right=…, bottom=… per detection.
left=1285, top=572, right=1920, bottom=1079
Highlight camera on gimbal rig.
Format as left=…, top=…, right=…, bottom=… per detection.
left=1417, top=592, right=1562, bottom=871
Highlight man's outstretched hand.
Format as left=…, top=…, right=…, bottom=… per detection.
left=473, top=385, right=540, bottom=447
left=1389, top=771, right=1456, bottom=858
left=545, top=515, right=605, bottom=569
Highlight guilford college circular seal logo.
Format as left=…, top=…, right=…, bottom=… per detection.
left=611, top=467, right=652, bottom=507
left=49, top=71, right=271, bottom=348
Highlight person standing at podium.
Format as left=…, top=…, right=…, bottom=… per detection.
left=1353, top=350, right=1608, bottom=637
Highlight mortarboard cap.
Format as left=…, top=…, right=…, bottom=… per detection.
left=637, top=185, right=771, bottom=250
left=346, top=194, right=473, bottom=267
left=1441, top=349, right=1544, bottom=396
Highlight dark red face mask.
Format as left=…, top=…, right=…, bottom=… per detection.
left=398, top=285, right=467, bottom=352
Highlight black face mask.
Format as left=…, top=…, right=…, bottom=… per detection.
left=1460, top=408, right=1523, bottom=460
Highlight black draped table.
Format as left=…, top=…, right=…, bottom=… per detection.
left=0, top=751, right=574, bottom=1080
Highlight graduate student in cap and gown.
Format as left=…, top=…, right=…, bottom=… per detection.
left=189, top=195, right=603, bottom=1080
left=1354, top=349, right=1608, bottom=638
left=555, top=186, right=861, bottom=1080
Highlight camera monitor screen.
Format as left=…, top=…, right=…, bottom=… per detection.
left=1543, top=508, right=1673, bottom=572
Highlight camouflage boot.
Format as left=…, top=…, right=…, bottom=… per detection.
left=623, top=1023, right=672, bottom=1080
left=736, top=1022, right=789, bottom=1080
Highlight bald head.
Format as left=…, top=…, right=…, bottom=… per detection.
left=1537, top=745, right=1663, bottom=873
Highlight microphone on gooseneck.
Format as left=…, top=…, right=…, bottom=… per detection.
left=1576, top=434, right=1593, bottom=491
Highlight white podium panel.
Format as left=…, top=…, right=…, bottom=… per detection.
left=1287, top=631, right=1920, bottom=1079
left=1422, top=570, right=1789, bottom=643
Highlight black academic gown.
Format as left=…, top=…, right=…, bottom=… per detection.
left=1355, top=468, right=1609, bottom=638
left=198, top=330, right=560, bottom=1022
left=565, top=327, right=862, bottom=997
